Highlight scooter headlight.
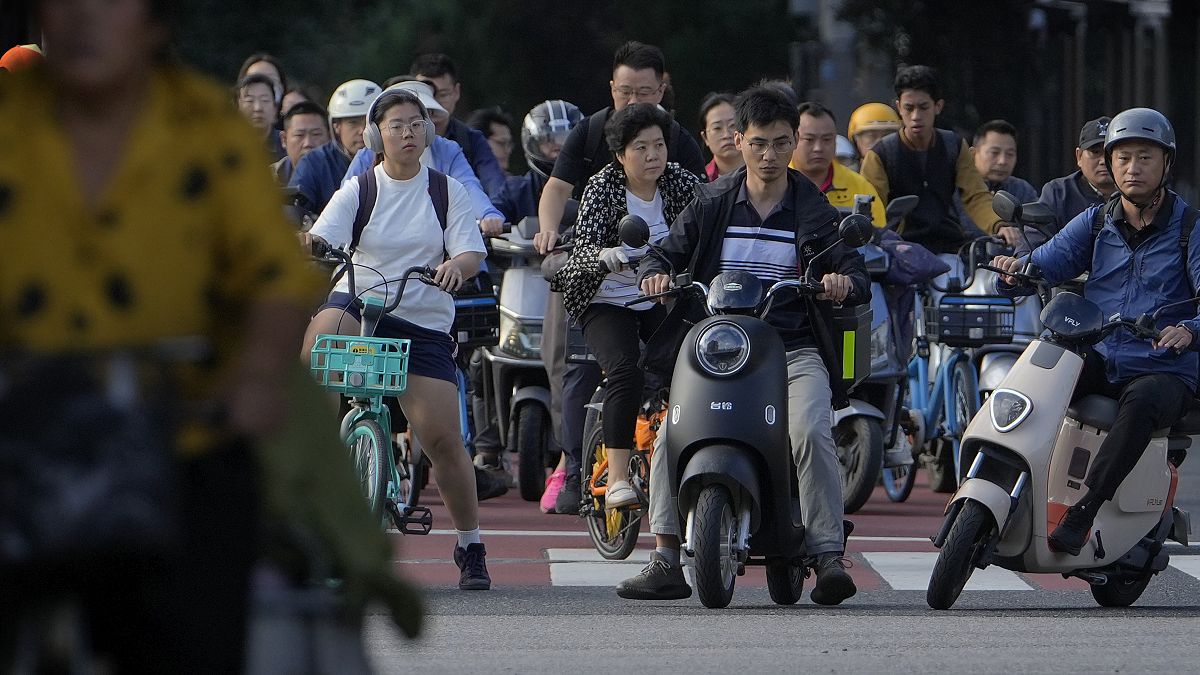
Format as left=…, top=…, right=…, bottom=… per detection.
left=695, top=322, right=750, bottom=377
left=499, top=314, right=542, bottom=359
left=990, top=388, right=1032, bottom=433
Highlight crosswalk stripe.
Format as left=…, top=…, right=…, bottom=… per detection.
left=1169, top=557, right=1200, bottom=580
left=862, top=552, right=1034, bottom=591
left=545, top=548, right=651, bottom=563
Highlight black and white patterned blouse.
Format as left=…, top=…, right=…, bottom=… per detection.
left=552, top=161, right=700, bottom=318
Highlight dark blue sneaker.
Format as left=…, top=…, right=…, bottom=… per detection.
left=454, top=543, right=492, bottom=590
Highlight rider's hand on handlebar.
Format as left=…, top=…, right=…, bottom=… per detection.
left=299, top=232, right=329, bottom=256
left=992, top=255, right=1024, bottom=286
left=997, top=225, right=1022, bottom=248
left=641, top=273, right=672, bottom=303
left=818, top=273, right=852, bottom=303
left=534, top=229, right=559, bottom=255
left=433, top=259, right=466, bottom=292
left=1154, top=325, right=1194, bottom=352
left=598, top=246, right=630, bottom=273
left=479, top=216, right=505, bottom=237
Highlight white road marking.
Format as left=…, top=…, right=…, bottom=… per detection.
left=1169, top=556, right=1200, bottom=581
left=403, top=528, right=932, bottom=542
left=862, top=552, right=1034, bottom=591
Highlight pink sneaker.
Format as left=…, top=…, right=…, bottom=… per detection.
left=540, top=469, right=567, bottom=513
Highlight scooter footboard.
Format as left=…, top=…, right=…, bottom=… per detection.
left=678, top=445, right=762, bottom=532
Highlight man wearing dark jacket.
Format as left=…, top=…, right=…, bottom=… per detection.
left=616, top=86, right=869, bottom=606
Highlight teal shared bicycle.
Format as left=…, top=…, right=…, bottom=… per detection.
left=309, top=246, right=437, bottom=534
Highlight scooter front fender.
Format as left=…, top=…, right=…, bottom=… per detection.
left=947, top=479, right=1012, bottom=531
left=833, top=400, right=886, bottom=426
left=678, top=445, right=761, bottom=532
left=510, top=385, right=551, bottom=412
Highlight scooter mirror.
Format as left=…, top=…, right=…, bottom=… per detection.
left=1019, top=201, right=1055, bottom=226
left=838, top=213, right=874, bottom=249
left=884, top=195, right=918, bottom=224
left=618, top=214, right=651, bottom=248
left=992, top=190, right=1021, bottom=223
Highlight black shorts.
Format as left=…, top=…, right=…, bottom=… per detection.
left=318, top=292, right=459, bottom=385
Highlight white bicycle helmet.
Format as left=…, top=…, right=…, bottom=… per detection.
left=328, top=79, right=381, bottom=120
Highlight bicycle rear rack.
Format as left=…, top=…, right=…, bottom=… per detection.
left=387, top=501, right=433, bottom=535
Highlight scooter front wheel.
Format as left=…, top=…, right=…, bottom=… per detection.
left=693, top=484, right=738, bottom=609
left=926, top=500, right=995, bottom=610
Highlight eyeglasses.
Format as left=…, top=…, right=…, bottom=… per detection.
left=383, top=120, right=429, bottom=137
left=612, top=84, right=662, bottom=99
left=746, top=138, right=795, bottom=156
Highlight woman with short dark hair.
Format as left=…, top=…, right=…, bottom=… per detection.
left=552, top=102, right=700, bottom=508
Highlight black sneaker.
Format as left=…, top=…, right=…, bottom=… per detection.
left=615, top=552, right=691, bottom=600
left=554, top=473, right=581, bottom=515
left=809, top=553, right=856, bottom=606
left=475, top=466, right=508, bottom=501
left=453, top=543, right=492, bottom=590
left=1048, top=504, right=1095, bottom=556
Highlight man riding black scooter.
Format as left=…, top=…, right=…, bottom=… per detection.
left=616, top=85, right=870, bottom=605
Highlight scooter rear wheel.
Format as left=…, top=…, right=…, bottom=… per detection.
left=1090, top=572, right=1152, bottom=607
left=765, top=560, right=805, bottom=605
left=693, top=485, right=738, bottom=609
left=927, top=500, right=995, bottom=610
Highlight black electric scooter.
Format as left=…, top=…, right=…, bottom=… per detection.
left=621, top=212, right=873, bottom=608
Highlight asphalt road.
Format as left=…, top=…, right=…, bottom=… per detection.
left=362, top=459, right=1200, bottom=673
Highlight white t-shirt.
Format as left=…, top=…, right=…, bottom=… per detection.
left=310, top=164, right=486, bottom=334
left=591, top=188, right=669, bottom=311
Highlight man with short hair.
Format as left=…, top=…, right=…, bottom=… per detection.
left=236, top=73, right=283, bottom=160
left=963, top=119, right=1038, bottom=246
left=533, top=41, right=706, bottom=254
left=289, top=78, right=380, bottom=213
left=1020, top=116, right=1117, bottom=252
left=272, top=100, right=330, bottom=185
left=468, top=107, right=515, bottom=175
left=411, top=53, right=506, bottom=198
left=617, top=86, right=868, bottom=606
left=859, top=65, right=1001, bottom=254
left=790, top=101, right=885, bottom=227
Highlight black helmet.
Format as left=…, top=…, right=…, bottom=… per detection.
left=1103, top=107, right=1176, bottom=167
left=522, top=100, right=583, bottom=177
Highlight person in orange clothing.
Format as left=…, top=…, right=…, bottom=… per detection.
left=0, top=0, right=320, bottom=671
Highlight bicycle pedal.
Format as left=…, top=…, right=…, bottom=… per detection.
left=397, top=505, right=433, bottom=535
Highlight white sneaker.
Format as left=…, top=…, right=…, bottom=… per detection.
left=605, top=480, right=638, bottom=509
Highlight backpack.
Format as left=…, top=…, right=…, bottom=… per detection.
left=1088, top=196, right=1199, bottom=297
left=348, top=166, right=449, bottom=254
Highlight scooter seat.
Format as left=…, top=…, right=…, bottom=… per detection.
left=1170, top=400, right=1200, bottom=435
left=1066, top=394, right=1119, bottom=431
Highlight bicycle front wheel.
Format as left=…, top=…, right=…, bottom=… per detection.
left=347, top=418, right=388, bottom=515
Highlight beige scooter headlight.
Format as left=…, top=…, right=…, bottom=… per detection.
left=990, top=388, right=1032, bottom=433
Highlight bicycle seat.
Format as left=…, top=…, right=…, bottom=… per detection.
left=1066, top=394, right=1119, bottom=431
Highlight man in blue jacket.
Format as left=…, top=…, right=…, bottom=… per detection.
left=289, top=79, right=380, bottom=214
left=993, top=108, right=1200, bottom=555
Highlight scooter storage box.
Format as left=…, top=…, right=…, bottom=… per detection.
left=833, top=303, right=872, bottom=389
left=452, top=275, right=500, bottom=348
left=925, top=294, right=1014, bottom=347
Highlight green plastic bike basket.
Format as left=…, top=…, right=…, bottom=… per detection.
left=310, top=335, right=411, bottom=398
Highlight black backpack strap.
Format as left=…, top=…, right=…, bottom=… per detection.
left=581, top=109, right=610, bottom=177
left=349, top=168, right=379, bottom=254
left=427, top=168, right=450, bottom=231
left=1086, top=196, right=1121, bottom=272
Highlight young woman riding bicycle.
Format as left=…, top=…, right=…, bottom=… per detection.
left=299, top=87, right=492, bottom=590
left=552, top=103, right=700, bottom=509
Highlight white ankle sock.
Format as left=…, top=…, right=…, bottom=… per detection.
left=457, top=528, right=481, bottom=548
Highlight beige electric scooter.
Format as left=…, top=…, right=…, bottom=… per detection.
left=925, top=279, right=1199, bottom=609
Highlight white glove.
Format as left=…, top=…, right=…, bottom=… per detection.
left=598, top=247, right=630, bottom=273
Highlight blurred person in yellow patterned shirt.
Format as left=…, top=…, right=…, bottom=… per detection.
left=0, top=0, right=322, bottom=671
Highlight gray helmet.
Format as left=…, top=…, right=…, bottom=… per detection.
left=1103, top=107, right=1176, bottom=165
left=522, top=100, right=583, bottom=177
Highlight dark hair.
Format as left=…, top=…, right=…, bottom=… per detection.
left=797, top=101, right=837, bottom=126
left=467, top=107, right=513, bottom=138
left=894, top=64, right=941, bottom=101
left=411, top=53, right=458, bottom=82
left=755, top=78, right=800, bottom=108
left=698, top=92, right=736, bottom=130
left=236, top=73, right=280, bottom=102
left=974, top=119, right=1018, bottom=146
left=282, top=100, right=329, bottom=129
left=605, top=102, right=671, bottom=154
left=236, top=53, right=287, bottom=93
left=372, top=89, right=428, bottom=127
left=382, top=74, right=416, bottom=89
left=733, top=86, right=800, bottom=134
left=613, top=41, right=664, bottom=78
